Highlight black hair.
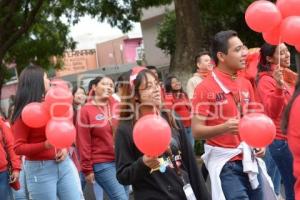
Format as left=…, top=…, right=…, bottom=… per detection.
left=119, top=69, right=179, bottom=129
left=194, top=50, right=210, bottom=73
left=72, top=86, right=86, bottom=96
left=11, top=64, right=46, bottom=123
left=88, top=78, right=97, bottom=93
left=164, top=75, right=183, bottom=93
left=211, top=30, right=238, bottom=65
left=94, top=76, right=113, bottom=86
left=146, top=65, right=162, bottom=80
left=115, top=71, right=131, bottom=93
left=120, top=69, right=156, bottom=119
left=87, top=76, right=113, bottom=92
left=145, top=65, right=158, bottom=71
left=257, top=43, right=277, bottom=73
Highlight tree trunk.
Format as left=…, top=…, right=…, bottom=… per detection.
left=0, top=58, right=6, bottom=117
left=171, top=0, right=202, bottom=89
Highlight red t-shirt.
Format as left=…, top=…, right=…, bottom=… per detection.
left=164, top=93, right=191, bottom=127
left=76, top=98, right=117, bottom=175
left=257, top=72, right=294, bottom=140
left=13, top=117, right=56, bottom=160
left=287, top=95, right=300, bottom=200
left=192, top=68, right=256, bottom=149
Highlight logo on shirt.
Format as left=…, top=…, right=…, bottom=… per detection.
left=241, top=91, right=250, bottom=103
left=95, top=114, right=105, bottom=121
left=215, top=92, right=227, bottom=102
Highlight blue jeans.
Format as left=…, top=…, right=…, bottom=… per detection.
left=185, top=127, right=195, bottom=148
left=263, top=148, right=281, bottom=195
left=269, top=139, right=295, bottom=200
left=93, top=162, right=127, bottom=200
left=12, top=168, right=29, bottom=200
left=220, top=161, right=264, bottom=200
left=79, top=171, right=103, bottom=200
left=24, top=156, right=83, bottom=200
left=0, top=170, right=13, bottom=200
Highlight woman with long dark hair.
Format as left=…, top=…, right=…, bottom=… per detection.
left=72, top=85, right=104, bottom=200
left=257, top=43, right=295, bottom=200
left=164, top=75, right=194, bottom=147
left=11, top=65, right=83, bottom=200
left=115, top=69, right=210, bottom=200
left=72, top=86, right=87, bottom=124
left=113, top=71, right=131, bottom=103
left=282, top=60, right=300, bottom=199
left=76, top=76, right=128, bottom=200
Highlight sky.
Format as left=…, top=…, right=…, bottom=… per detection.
left=69, top=16, right=142, bottom=50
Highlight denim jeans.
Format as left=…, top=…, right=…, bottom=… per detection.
left=0, top=170, right=13, bottom=200
left=220, top=160, right=264, bottom=200
left=24, top=156, right=84, bottom=200
left=263, top=148, right=281, bottom=195
left=185, top=127, right=195, bottom=148
left=79, top=171, right=103, bottom=200
left=93, top=162, right=128, bottom=200
left=12, top=168, right=29, bottom=200
left=269, top=139, right=295, bottom=200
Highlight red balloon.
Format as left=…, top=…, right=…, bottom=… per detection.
left=21, top=102, right=50, bottom=128
left=45, top=87, right=73, bottom=117
left=133, top=115, right=171, bottom=156
left=281, top=16, right=300, bottom=45
left=51, top=104, right=73, bottom=118
left=276, top=0, right=300, bottom=18
left=245, top=0, right=282, bottom=33
left=46, top=119, right=76, bottom=148
left=239, top=113, right=276, bottom=148
left=262, top=25, right=281, bottom=45
left=60, top=107, right=74, bottom=121
left=45, top=104, right=74, bottom=121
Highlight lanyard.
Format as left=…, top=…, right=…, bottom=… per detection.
left=230, top=91, right=243, bottom=118
left=165, top=147, right=186, bottom=185
left=212, top=72, right=243, bottom=118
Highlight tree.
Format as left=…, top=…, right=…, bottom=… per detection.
left=0, top=0, right=223, bottom=112
left=0, top=0, right=178, bottom=113
left=0, top=1, right=78, bottom=113
left=0, top=0, right=173, bottom=78
left=156, top=11, right=176, bottom=67
left=171, top=0, right=202, bottom=84
left=157, top=0, right=264, bottom=80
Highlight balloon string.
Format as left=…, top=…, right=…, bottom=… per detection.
left=277, top=36, right=282, bottom=70
left=277, top=38, right=285, bottom=86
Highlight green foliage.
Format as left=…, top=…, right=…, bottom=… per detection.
left=156, top=0, right=264, bottom=55
left=199, top=0, right=263, bottom=49
left=4, top=15, right=76, bottom=76
left=0, top=0, right=174, bottom=81
left=194, top=140, right=205, bottom=156
left=156, top=11, right=176, bottom=55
